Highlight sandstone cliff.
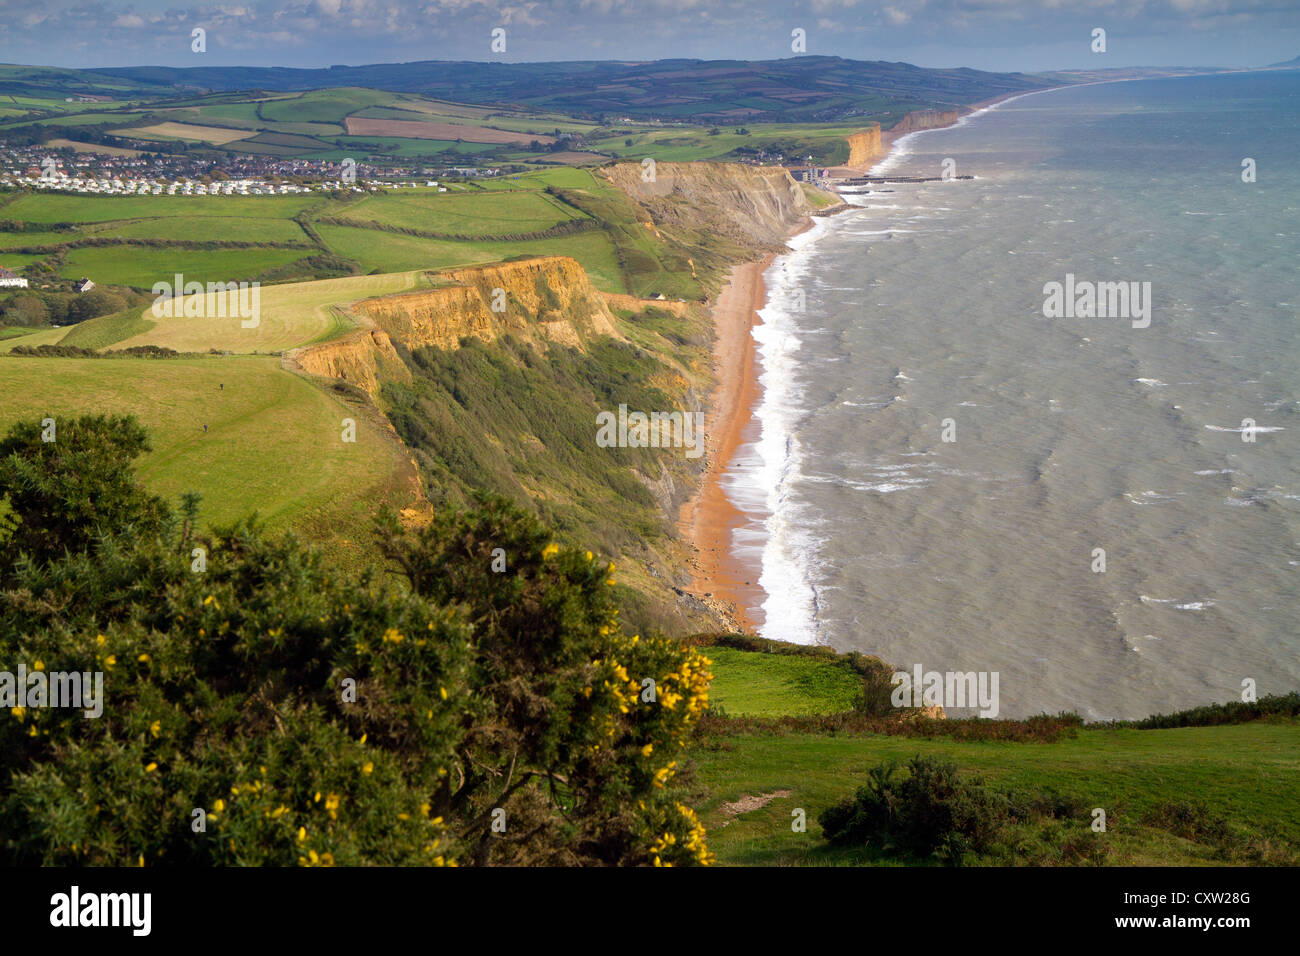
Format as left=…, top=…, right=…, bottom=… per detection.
left=600, top=161, right=813, bottom=250
left=290, top=327, right=410, bottom=396
left=891, top=108, right=962, bottom=134
left=845, top=125, right=883, bottom=166
left=356, top=256, right=619, bottom=354
left=289, top=256, right=624, bottom=397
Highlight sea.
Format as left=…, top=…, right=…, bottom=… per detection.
left=725, top=70, right=1300, bottom=720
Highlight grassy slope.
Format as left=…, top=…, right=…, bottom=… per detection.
left=333, top=190, right=586, bottom=236
left=0, top=354, right=415, bottom=569
left=110, top=271, right=427, bottom=352
left=693, top=721, right=1300, bottom=866
left=707, top=646, right=862, bottom=717
left=58, top=245, right=309, bottom=288
left=697, top=647, right=1300, bottom=866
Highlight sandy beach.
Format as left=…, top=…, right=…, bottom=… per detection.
left=677, top=255, right=774, bottom=633
left=679, top=99, right=1035, bottom=635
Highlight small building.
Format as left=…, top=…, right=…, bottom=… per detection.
left=0, top=267, right=29, bottom=289
left=74, top=278, right=96, bottom=293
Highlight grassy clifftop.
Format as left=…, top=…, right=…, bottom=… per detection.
left=695, top=637, right=1300, bottom=866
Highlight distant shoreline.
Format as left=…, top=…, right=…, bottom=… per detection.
left=681, top=101, right=1000, bottom=637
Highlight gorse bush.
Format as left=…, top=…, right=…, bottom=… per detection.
left=373, top=498, right=714, bottom=866
left=0, top=415, right=715, bottom=866
left=819, top=755, right=1009, bottom=863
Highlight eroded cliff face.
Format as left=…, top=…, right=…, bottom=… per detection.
left=291, top=328, right=410, bottom=395
left=601, top=161, right=812, bottom=249
left=288, top=256, right=621, bottom=397
left=845, top=125, right=883, bottom=166
left=891, top=108, right=961, bottom=133
left=356, top=256, right=619, bottom=354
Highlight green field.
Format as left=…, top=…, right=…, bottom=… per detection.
left=110, top=271, right=427, bottom=353
left=257, top=88, right=397, bottom=124
left=335, top=190, right=586, bottom=236
left=0, top=354, right=416, bottom=564
left=59, top=245, right=309, bottom=288
left=0, top=253, right=48, bottom=272
left=315, top=224, right=624, bottom=291
left=1, top=193, right=322, bottom=223
left=100, top=216, right=312, bottom=244
left=707, top=646, right=863, bottom=716
left=694, top=644, right=1300, bottom=866
left=692, top=719, right=1300, bottom=866
left=0, top=230, right=80, bottom=250
left=55, top=307, right=154, bottom=349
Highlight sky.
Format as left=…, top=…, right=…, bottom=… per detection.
left=1, top=0, right=1297, bottom=73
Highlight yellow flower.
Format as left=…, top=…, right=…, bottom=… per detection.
left=145, top=762, right=157, bottom=772
left=439, top=686, right=448, bottom=700
left=641, top=744, right=653, bottom=757
left=584, top=550, right=593, bottom=561
left=362, top=762, right=374, bottom=776
left=137, top=653, right=151, bottom=663
left=103, top=656, right=116, bottom=670
left=213, top=799, right=225, bottom=813
left=32, top=660, right=44, bottom=671
left=149, top=720, right=161, bottom=738
left=297, top=827, right=306, bottom=843
left=542, top=542, right=559, bottom=559
left=95, top=634, right=106, bottom=647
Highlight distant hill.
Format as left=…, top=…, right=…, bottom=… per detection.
left=84, top=56, right=1055, bottom=124
left=1267, top=54, right=1300, bottom=68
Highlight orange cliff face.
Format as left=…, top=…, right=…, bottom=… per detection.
left=890, top=108, right=962, bottom=134
left=356, top=256, right=618, bottom=353
left=845, top=125, right=883, bottom=167
left=289, top=256, right=621, bottom=396
left=289, top=328, right=410, bottom=396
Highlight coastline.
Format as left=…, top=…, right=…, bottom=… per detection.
left=677, top=254, right=775, bottom=634
left=679, top=92, right=1047, bottom=637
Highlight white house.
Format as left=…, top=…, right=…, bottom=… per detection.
left=0, top=267, right=29, bottom=289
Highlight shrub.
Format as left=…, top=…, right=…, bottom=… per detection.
left=1143, top=800, right=1229, bottom=845
left=0, top=416, right=716, bottom=866
left=0, top=415, right=171, bottom=576
left=819, top=755, right=1010, bottom=863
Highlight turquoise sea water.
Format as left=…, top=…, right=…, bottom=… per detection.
left=732, top=71, right=1300, bottom=719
